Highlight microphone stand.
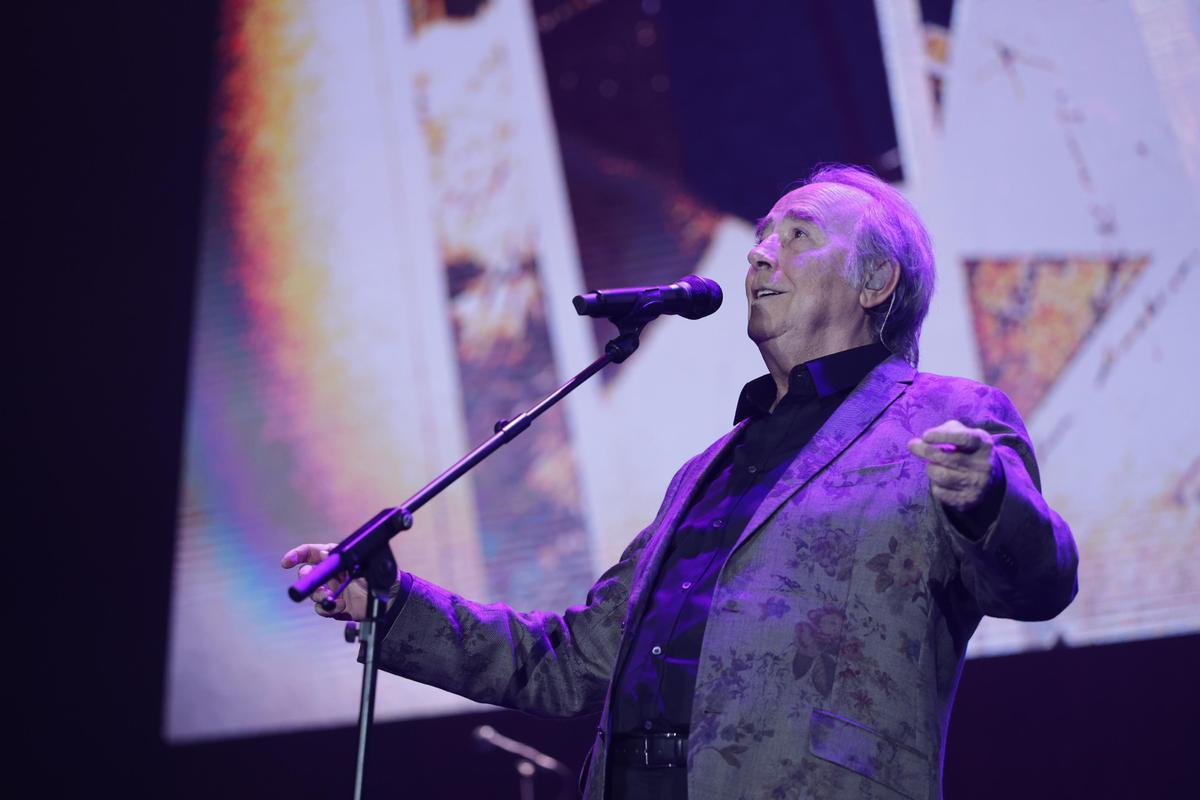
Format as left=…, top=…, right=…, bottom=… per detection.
left=288, top=307, right=657, bottom=800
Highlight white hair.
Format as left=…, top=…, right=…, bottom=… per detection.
left=807, top=164, right=936, bottom=366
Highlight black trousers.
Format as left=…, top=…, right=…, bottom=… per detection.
left=606, top=764, right=688, bottom=800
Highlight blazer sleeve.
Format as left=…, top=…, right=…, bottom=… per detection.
left=937, top=385, right=1080, bottom=622
left=369, top=460, right=691, bottom=718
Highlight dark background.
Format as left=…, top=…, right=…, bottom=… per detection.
left=17, top=4, right=1194, bottom=797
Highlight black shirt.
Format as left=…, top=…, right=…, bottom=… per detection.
left=610, top=342, right=892, bottom=735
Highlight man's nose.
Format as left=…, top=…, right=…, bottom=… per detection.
left=747, top=241, right=776, bottom=271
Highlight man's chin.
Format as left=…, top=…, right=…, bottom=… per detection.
left=746, top=321, right=775, bottom=345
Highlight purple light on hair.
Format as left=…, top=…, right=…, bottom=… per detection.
left=806, top=164, right=936, bottom=366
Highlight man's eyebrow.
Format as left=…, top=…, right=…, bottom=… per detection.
left=781, top=209, right=820, bottom=226
left=755, top=209, right=821, bottom=241
left=754, top=216, right=770, bottom=240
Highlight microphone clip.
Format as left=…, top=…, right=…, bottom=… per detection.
left=603, top=300, right=659, bottom=363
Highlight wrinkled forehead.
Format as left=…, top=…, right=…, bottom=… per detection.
left=759, top=182, right=873, bottom=236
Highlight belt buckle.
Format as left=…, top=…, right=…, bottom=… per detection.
left=644, top=731, right=685, bottom=769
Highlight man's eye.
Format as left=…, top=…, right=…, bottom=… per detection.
left=791, top=228, right=807, bottom=239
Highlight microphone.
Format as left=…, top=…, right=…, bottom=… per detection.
left=572, top=274, right=722, bottom=321
left=472, top=725, right=571, bottom=775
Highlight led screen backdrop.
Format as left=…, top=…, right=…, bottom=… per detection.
left=167, top=0, right=1199, bottom=741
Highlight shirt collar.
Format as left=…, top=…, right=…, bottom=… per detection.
left=734, top=342, right=892, bottom=423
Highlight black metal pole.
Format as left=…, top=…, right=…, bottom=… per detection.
left=352, top=592, right=383, bottom=800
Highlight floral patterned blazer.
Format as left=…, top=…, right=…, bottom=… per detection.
left=375, top=356, right=1079, bottom=799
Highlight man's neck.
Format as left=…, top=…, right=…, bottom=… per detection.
left=757, top=330, right=875, bottom=409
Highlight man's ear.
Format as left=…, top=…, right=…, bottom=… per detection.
left=860, top=260, right=900, bottom=309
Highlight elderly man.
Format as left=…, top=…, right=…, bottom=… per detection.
left=284, top=165, right=1078, bottom=800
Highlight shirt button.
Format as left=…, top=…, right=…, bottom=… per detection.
left=681, top=582, right=692, bottom=590
left=712, top=519, right=724, bottom=528
left=643, top=721, right=653, bottom=731
left=651, top=645, right=662, bottom=656
left=747, top=465, right=759, bottom=474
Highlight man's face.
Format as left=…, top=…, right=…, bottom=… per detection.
left=744, top=182, right=873, bottom=352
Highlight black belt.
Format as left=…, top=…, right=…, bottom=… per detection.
left=609, top=731, right=689, bottom=769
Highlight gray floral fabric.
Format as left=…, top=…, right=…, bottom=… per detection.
left=376, top=357, right=1078, bottom=799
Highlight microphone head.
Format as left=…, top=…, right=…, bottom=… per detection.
left=676, top=275, right=723, bottom=320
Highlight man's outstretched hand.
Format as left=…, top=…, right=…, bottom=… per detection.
left=907, top=420, right=1001, bottom=514
left=281, top=543, right=369, bottom=621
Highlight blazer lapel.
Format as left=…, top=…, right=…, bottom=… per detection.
left=730, top=356, right=916, bottom=556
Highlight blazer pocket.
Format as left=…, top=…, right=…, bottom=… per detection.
left=808, top=709, right=928, bottom=800
left=843, top=460, right=906, bottom=477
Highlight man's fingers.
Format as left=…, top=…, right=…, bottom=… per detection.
left=313, top=592, right=346, bottom=617
left=929, top=483, right=963, bottom=510
left=907, top=438, right=970, bottom=467
left=281, top=542, right=342, bottom=569
left=296, top=564, right=346, bottom=592
left=297, top=568, right=354, bottom=616
left=282, top=542, right=364, bottom=621
left=926, top=462, right=974, bottom=490
left=921, top=423, right=983, bottom=452
left=326, top=571, right=349, bottom=593
left=282, top=543, right=327, bottom=569
left=909, top=423, right=996, bottom=513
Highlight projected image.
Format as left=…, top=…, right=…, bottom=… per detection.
left=167, top=0, right=1199, bottom=741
